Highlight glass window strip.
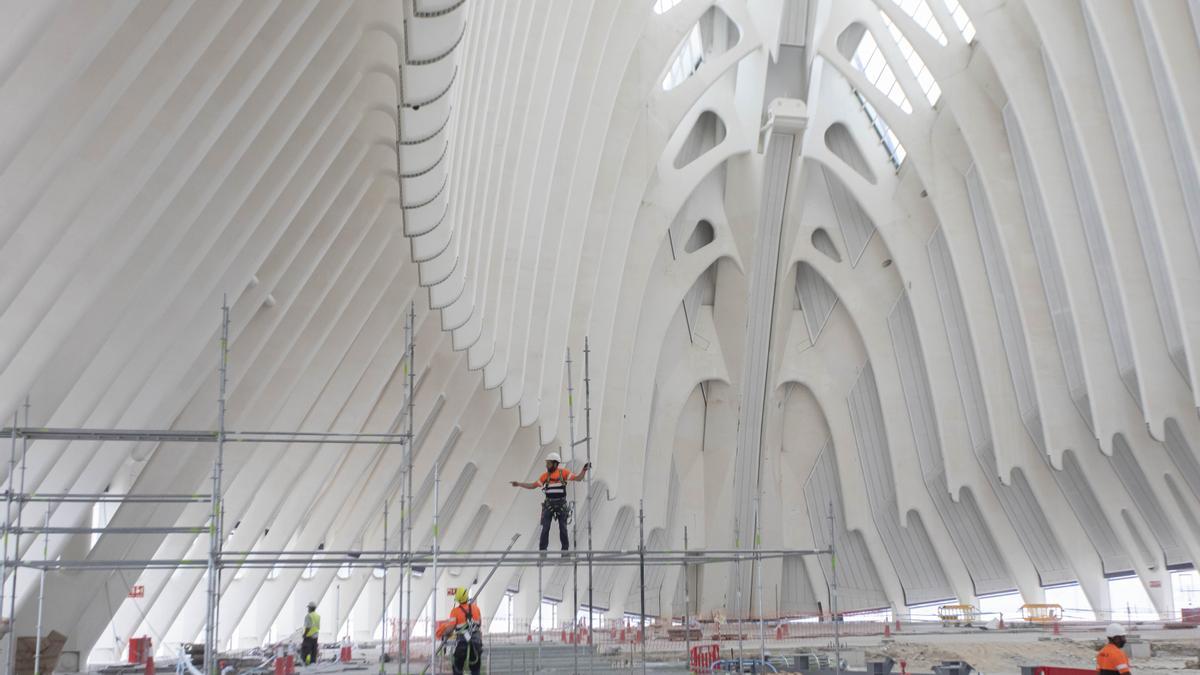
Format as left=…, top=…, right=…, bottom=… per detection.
left=854, top=88, right=907, bottom=168
left=942, top=0, right=977, bottom=42
left=662, top=22, right=704, bottom=90
left=880, top=12, right=941, bottom=106
left=652, top=0, right=684, bottom=14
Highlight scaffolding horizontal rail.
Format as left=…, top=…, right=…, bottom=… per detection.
left=4, top=492, right=213, bottom=504
left=8, top=525, right=209, bottom=535
left=13, top=547, right=829, bottom=570
left=0, top=427, right=408, bottom=444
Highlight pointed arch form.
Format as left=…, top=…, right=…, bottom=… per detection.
left=674, top=111, right=727, bottom=170
left=683, top=220, right=715, bottom=253
left=824, top=122, right=876, bottom=186
left=811, top=228, right=843, bottom=264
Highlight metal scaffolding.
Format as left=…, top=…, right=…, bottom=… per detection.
left=0, top=301, right=410, bottom=675
left=0, top=306, right=842, bottom=675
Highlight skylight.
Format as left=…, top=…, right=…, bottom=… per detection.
left=652, top=0, right=683, bottom=14
left=892, top=0, right=947, bottom=45
left=943, top=0, right=976, bottom=42
left=891, top=0, right=976, bottom=44
left=855, top=88, right=907, bottom=168
left=880, top=12, right=941, bottom=106
left=663, top=23, right=704, bottom=90
left=849, top=28, right=912, bottom=114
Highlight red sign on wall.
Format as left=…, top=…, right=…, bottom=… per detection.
left=128, top=585, right=145, bottom=598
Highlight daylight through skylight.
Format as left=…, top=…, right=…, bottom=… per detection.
left=663, top=23, right=704, bottom=90
left=880, top=12, right=941, bottom=106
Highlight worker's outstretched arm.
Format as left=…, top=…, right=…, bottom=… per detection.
left=570, top=463, right=592, bottom=481
left=510, top=480, right=538, bottom=489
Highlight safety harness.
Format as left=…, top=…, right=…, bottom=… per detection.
left=542, top=467, right=572, bottom=522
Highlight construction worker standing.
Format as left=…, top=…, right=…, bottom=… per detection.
left=435, top=588, right=484, bottom=675
left=1097, top=623, right=1131, bottom=675
left=301, top=601, right=321, bottom=665
left=511, top=451, right=590, bottom=551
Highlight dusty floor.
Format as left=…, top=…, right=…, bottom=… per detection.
left=633, top=625, right=1200, bottom=673
left=850, top=629, right=1200, bottom=674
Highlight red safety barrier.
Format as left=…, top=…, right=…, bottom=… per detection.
left=690, top=644, right=720, bottom=671
left=561, top=629, right=567, bottom=643
left=145, top=657, right=155, bottom=675
left=1183, top=608, right=1200, bottom=624
left=128, top=636, right=152, bottom=664
left=285, top=654, right=295, bottom=675
left=339, top=644, right=351, bottom=662
left=1029, top=667, right=1094, bottom=675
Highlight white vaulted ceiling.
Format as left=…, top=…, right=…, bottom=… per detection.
left=2, top=0, right=1200, bottom=662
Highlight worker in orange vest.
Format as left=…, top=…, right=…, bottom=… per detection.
left=435, top=588, right=483, bottom=675
left=1097, top=623, right=1131, bottom=675
left=511, top=451, right=590, bottom=551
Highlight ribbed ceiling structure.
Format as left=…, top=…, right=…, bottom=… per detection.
left=2, top=0, right=1200, bottom=664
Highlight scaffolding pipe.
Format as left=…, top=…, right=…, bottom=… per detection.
left=404, top=302, right=415, bottom=675
left=380, top=502, right=387, bottom=675
left=535, top=558, right=542, bottom=673
left=830, top=501, right=841, bottom=675
left=756, top=505, right=765, bottom=670
left=33, top=510, right=47, bottom=675
left=683, top=527, right=691, bottom=668
left=583, top=337, right=594, bottom=674
left=431, top=459, right=439, bottom=675
left=205, top=299, right=230, bottom=675
left=11, top=549, right=818, bottom=570
left=6, top=400, right=31, bottom=675
left=9, top=494, right=213, bottom=504
left=565, top=347, right=579, bottom=675
left=0, top=429, right=408, bottom=444
left=2, top=412, right=17, bottom=675
left=638, top=500, right=646, bottom=675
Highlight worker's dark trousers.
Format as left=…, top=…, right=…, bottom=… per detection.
left=538, top=501, right=569, bottom=550
left=452, top=638, right=482, bottom=675
left=301, top=636, right=318, bottom=665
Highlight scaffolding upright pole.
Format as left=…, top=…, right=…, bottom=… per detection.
left=829, top=502, right=841, bottom=675
left=638, top=499, right=646, bottom=675
left=565, top=348, right=579, bottom=675
left=431, top=461, right=439, bottom=675
left=380, top=502, right=387, bottom=675
left=205, top=299, right=230, bottom=675
left=536, top=558, right=542, bottom=673
left=755, top=502, right=765, bottom=670
left=5, top=401, right=29, bottom=675
left=32, top=509, right=47, bottom=675
left=683, top=527, right=691, bottom=669
left=2, top=413, right=16, bottom=675
left=404, top=302, right=415, bottom=675
left=583, top=337, right=594, bottom=674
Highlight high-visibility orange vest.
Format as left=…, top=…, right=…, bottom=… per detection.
left=1097, top=643, right=1131, bottom=674
left=537, top=468, right=574, bottom=501
left=435, top=602, right=481, bottom=641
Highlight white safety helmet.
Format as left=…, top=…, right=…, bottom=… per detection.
left=1105, top=623, right=1126, bottom=638
left=307, top=601, right=317, bottom=610
left=546, top=452, right=562, bottom=463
